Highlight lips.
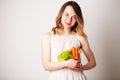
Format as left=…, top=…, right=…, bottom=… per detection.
left=65, top=22, right=71, bottom=25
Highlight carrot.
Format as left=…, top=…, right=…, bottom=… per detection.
left=70, top=47, right=81, bottom=58
left=72, top=47, right=75, bottom=57
left=75, top=47, right=78, bottom=57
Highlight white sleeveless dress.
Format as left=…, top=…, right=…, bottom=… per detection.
left=48, top=33, right=87, bottom=80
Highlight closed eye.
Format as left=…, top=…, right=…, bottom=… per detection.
left=72, top=16, right=77, bottom=20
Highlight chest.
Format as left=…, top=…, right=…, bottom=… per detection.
left=50, top=35, right=81, bottom=51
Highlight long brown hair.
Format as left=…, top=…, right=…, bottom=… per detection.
left=52, top=1, right=87, bottom=37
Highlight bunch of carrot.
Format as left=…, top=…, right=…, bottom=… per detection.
left=70, top=47, right=81, bottom=58
left=57, top=47, right=81, bottom=62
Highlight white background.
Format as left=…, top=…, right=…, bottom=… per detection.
left=0, top=0, right=120, bottom=80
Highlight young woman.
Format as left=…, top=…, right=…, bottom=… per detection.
left=41, top=1, right=96, bottom=80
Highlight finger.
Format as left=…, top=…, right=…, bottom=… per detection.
left=74, top=57, right=79, bottom=60
left=79, top=63, right=83, bottom=68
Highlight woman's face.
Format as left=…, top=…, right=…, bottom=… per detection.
left=61, top=5, right=77, bottom=28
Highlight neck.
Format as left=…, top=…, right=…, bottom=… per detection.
left=62, top=28, right=72, bottom=35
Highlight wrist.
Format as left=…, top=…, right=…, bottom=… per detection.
left=63, top=60, right=68, bottom=68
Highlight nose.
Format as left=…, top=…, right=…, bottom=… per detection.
left=67, top=17, right=72, bottom=22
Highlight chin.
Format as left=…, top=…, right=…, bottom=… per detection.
left=65, top=25, right=72, bottom=28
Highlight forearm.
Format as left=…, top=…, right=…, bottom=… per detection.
left=82, top=61, right=96, bottom=70
left=43, top=61, right=67, bottom=71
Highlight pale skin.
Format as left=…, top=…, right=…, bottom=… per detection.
left=41, top=6, right=96, bottom=71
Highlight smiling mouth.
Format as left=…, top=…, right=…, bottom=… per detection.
left=65, top=22, right=71, bottom=25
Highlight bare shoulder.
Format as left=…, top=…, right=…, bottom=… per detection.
left=79, top=35, right=88, bottom=42
left=42, top=32, right=52, bottom=42
left=78, top=35, right=89, bottom=46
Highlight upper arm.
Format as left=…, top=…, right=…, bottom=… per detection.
left=80, top=37, right=96, bottom=62
left=41, top=32, right=51, bottom=67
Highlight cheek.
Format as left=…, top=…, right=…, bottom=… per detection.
left=61, top=16, right=66, bottom=22
left=71, top=21, right=77, bottom=26
left=61, top=16, right=66, bottom=24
